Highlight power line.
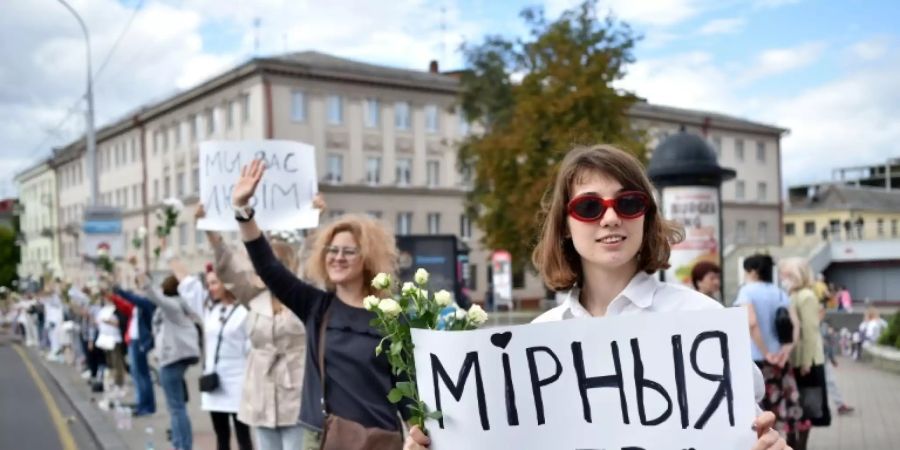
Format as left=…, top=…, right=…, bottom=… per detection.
left=25, top=0, right=144, bottom=158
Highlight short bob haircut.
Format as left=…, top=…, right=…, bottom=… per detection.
left=743, top=253, right=775, bottom=283
left=777, top=257, right=815, bottom=293
left=690, top=261, right=721, bottom=289
left=533, top=144, right=683, bottom=291
left=304, top=214, right=398, bottom=297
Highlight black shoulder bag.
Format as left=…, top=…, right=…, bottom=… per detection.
left=199, top=305, right=237, bottom=393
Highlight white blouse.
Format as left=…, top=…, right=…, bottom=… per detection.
left=534, top=271, right=765, bottom=404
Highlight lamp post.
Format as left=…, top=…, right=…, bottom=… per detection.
left=57, top=0, right=98, bottom=206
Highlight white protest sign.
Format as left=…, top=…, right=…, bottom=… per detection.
left=412, top=307, right=756, bottom=450
left=198, top=140, right=319, bottom=231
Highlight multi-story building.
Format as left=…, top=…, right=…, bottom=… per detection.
left=630, top=101, right=788, bottom=248
left=47, top=51, right=485, bottom=290
left=13, top=159, right=61, bottom=279
left=40, top=51, right=788, bottom=303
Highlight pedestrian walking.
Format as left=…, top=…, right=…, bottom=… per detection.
left=404, top=144, right=787, bottom=450
left=232, top=159, right=406, bottom=449
left=733, top=254, right=806, bottom=443
left=779, top=257, right=830, bottom=449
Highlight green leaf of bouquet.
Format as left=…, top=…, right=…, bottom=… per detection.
left=390, top=340, right=403, bottom=356
left=387, top=388, right=404, bottom=404
left=426, top=410, right=443, bottom=420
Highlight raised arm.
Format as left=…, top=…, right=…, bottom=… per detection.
left=197, top=202, right=265, bottom=305
left=113, top=287, right=157, bottom=312
left=233, top=159, right=323, bottom=322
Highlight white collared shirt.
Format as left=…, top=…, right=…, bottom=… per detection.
left=533, top=271, right=765, bottom=404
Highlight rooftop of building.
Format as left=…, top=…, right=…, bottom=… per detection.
left=628, top=100, right=789, bottom=136
left=786, top=183, right=900, bottom=213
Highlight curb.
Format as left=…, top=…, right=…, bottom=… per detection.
left=864, top=344, right=900, bottom=375
left=28, top=346, right=131, bottom=450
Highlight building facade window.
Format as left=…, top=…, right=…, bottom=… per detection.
left=735, top=180, right=745, bottom=200
left=877, top=218, right=885, bottom=237
left=757, top=182, right=767, bottom=202
left=427, top=213, right=441, bottom=234
left=735, top=139, right=744, bottom=161
left=173, top=123, right=181, bottom=146
left=365, top=157, right=381, bottom=185
left=804, top=221, right=815, bottom=235
left=460, top=214, right=472, bottom=239
left=396, top=158, right=412, bottom=186
left=364, top=98, right=380, bottom=128
left=241, top=94, right=250, bottom=123
left=206, top=108, right=215, bottom=135
left=291, top=91, right=306, bottom=122
left=736, top=220, right=747, bottom=243
left=225, top=101, right=235, bottom=129
left=712, top=136, right=722, bottom=158
left=367, top=211, right=382, bottom=219
left=458, top=106, right=469, bottom=136
left=327, top=95, right=343, bottom=125
left=326, top=153, right=343, bottom=183
left=426, top=160, right=440, bottom=187
left=891, top=219, right=898, bottom=237
left=132, top=185, right=140, bottom=208
left=397, top=212, right=412, bottom=235
left=189, top=114, right=198, bottom=140
left=425, top=104, right=439, bottom=133
left=758, top=221, right=768, bottom=243
left=178, top=223, right=188, bottom=249
left=176, top=171, right=186, bottom=197
left=395, top=102, right=410, bottom=130
left=756, top=141, right=765, bottom=163
left=785, top=222, right=795, bottom=236
left=153, top=179, right=159, bottom=202
left=192, top=167, right=200, bottom=193
left=164, top=175, right=171, bottom=198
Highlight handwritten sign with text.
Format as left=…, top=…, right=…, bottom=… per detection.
left=198, top=140, right=319, bottom=231
left=412, top=308, right=757, bottom=450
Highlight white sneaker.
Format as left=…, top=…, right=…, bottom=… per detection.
left=80, top=370, right=91, bottom=380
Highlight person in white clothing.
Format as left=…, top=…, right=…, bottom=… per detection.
left=188, top=265, right=252, bottom=450
left=404, top=144, right=790, bottom=450
left=95, top=295, right=126, bottom=389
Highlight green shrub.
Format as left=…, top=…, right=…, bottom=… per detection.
left=878, top=310, right=900, bottom=349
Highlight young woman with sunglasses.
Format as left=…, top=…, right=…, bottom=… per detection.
left=232, top=159, right=406, bottom=449
left=404, top=145, right=789, bottom=450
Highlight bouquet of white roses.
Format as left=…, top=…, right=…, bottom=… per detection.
left=132, top=226, right=148, bottom=250
left=153, top=198, right=183, bottom=259
left=366, top=268, right=488, bottom=431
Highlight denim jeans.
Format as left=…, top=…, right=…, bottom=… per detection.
left=160, top=360, right=192, bottom=450
left=129, top=342, right=156, bottom=414
left=255, top=424, right=305, bottom=450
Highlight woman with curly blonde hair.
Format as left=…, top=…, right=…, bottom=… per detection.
left=232, top=159, right=404, bottom=450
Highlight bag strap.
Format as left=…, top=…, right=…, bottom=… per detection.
left=209, top=304, right=238, bottom=371
left=318, top=300, right=334, bottom=415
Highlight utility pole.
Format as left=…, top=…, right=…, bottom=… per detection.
left=57, top=0, right=98, bottom=206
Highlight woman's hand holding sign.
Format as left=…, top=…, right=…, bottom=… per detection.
left=752, top=411, right=790, bottom=450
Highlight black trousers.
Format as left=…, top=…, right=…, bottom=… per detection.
left=209, top=411, right=252, bottom=450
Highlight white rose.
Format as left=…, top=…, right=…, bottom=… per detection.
left=454, top=308, right=467, bottom=321
left=363, top=295, right=381, bottom=311
left=377, top=298, right=402, bottom=318
left=137, top=226, right=148, bottom=238
left=371, top=273, right=392, bottom=290
left=163, top=197, right=184, bottom=212
left=467, top=304, right=488, bottom=326
left=401, top=282, right=417, bottom=296
left=97, top=248, right=109, bottom=258
left=414, top=268, right=429, bottom=286
left=434, top=290, right=453, bottom=307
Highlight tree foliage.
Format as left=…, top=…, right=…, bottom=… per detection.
left=458, top=0, right=646, bottom=269
left=0, top=225, right=20, bottom=289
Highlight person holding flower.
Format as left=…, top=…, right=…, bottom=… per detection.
left=232, top=159, right=407, bottom=449
left=404, top=144, right=789, bottom=450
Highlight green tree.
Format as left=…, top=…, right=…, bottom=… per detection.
left=0, top=225, right=20, bottom=289
left=458, top=0, right=645, bottom=269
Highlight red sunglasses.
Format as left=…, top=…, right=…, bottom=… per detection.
left=567, top=191, right=650, bottom=222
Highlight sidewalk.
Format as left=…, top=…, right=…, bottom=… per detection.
left=34, top=346, right=233, bottom=450
left=807, top=355, right=900, bottom=450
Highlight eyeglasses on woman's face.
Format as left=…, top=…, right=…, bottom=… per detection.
left=325, top=245, right=360, bottom=258
left=566, top=191, right=650, bottom=222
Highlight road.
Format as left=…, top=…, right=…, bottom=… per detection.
left=0, top=333, right=97, bottom=450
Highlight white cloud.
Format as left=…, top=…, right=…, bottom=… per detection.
left=545, top=0, right=709, bottom=27
left=737, top=41, right=826, bottom=84
left=1, top=0, right=481, bottom=195
left=616, top=51, right=737, bottom=112
left=848, top=36, right=889, bottom=61
left=698, top=17, right=746, bottom=35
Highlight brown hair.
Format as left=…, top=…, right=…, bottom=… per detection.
left=304, top=214, right=398, bottom=296
left=161, top=275, right=180, bottom=297
left=691, top=261, right=721, bottom=289
left=532, top=144, right=683, bottom=290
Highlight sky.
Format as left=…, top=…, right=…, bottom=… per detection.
left=2, top=0, right=899, bottom=198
